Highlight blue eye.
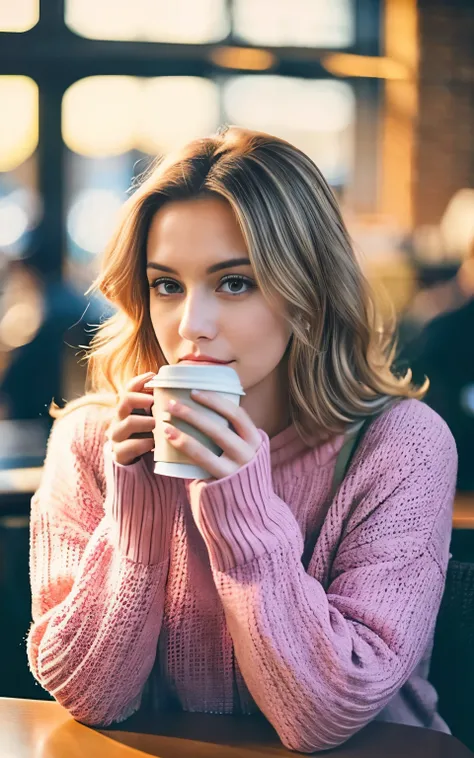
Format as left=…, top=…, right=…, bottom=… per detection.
left=149, top=274, right=255, bottom=297
left=218, top=275, right=255, bottom=295
left=149, top=278, right=182, bottom=296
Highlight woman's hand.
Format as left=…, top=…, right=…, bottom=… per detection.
left=162, top=390, right=261, bottom=480
left=108, top=373, right=156, bottom=466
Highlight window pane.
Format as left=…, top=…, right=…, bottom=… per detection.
left=63, top=77, right=138, bottom=157
left=233, top=0, right=354, bottom=48
left=223, top=76, right=355, bottom=185
left=62, top=76, right=220, bottom=158
left=0, top=77, right=40, bottom=420
left=63, top=75, right=220, bottom=286
left=0, top=77, right=39, bottom=258
left=65, top=0, right=229, bottom=42
left=0, top=0, right=39, bottom=32
left=138, top=77, right=220, bottom=155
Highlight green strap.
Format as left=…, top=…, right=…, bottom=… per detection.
left=301, top=417, right=371, bottom=569
left=329, top=418, right=371, bottom=501
left=332, top=402, right=403, bottom=497
left=301, top=412, right=384, bottom=570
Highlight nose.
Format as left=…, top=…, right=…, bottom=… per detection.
left=178, top=288, right=218, bottom=342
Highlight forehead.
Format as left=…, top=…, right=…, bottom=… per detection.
left=146, top=197, right=248, bottom=265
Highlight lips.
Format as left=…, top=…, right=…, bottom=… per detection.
left=179, top=358, right=233, bottom=365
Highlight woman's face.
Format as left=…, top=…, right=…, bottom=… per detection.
left=146, top=196, right=292, bottom=396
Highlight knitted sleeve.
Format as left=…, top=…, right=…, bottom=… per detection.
left=27, top=404, right=178, bottom=726
left=188, top=401, right=457, bottom=753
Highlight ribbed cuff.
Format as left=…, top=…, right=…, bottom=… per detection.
left=189, top=431, right=303, bottom=572
left=103, top=441, right=178, bottom=564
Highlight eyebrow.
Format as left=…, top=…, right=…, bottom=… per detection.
left=146, top=257, right=251, bottom=276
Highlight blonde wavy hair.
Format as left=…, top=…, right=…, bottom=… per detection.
left=54, top=126, right=427, bottom=442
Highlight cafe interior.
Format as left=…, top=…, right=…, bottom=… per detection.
left=0, top=1, right=473, bottom=756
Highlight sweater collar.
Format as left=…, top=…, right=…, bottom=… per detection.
left=269, top=422, right=345, bottom=466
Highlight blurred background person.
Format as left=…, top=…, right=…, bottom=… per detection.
left=396, top=190, right=474, bottom=347
left=396, top=234, right=474, bottom=492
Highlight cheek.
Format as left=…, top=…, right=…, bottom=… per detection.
left=149, top=306, right=176, bottom=352
left=236, top=302, right=290, bottom=356
left=149, top=307, right=161, bottom=340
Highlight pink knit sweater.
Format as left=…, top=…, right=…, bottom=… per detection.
left=27, top=398, right=457, bottom=753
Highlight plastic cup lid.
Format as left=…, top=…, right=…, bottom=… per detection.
left=144, top=364, right=245, bottom=395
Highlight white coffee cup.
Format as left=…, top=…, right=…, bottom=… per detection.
left=145, top=364, right=245, bottom=479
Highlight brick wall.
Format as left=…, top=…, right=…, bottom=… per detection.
left=414, top=0, right=474, bottom=226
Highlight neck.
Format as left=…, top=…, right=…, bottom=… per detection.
left=240, top=359, right=291, bottom=439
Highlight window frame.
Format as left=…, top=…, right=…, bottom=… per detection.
left=0, top=0, right=382, bottom=409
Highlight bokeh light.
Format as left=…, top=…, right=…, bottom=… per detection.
left=0, top=200, right=29, bottom=248
left=0, top=188, right=40, bottom=258
left=0, top=265, right=44, bottom=353
left=223, top=76, right=354, bottom=183
left=62, top=76, right=220, bottom=158
left=65, top=0, right=228, bottom=43
left=137, top=77, right=220, bottom=155
left=67, top=189, right=124, bottom=255
left=62, top=77, right=138, bottom=157
left=440, top=189, right=474, bottom=261
left=0, top=77, right=38, bottom=171
left=0, top=0, right=39, bottom=32
left=233, top=0, right=354, bottom=48
left=0, top=302, right=43, bottom=350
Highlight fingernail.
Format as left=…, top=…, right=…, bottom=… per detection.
left=163, top=424, right=178, bottom=440
left=168, top=399, right=178, bottom=409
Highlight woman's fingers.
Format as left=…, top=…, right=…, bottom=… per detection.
left=165, top=399, right=253, bottom=464
left=163, top=427, right=234, bottom=479
left=190, top=390, right=261, bottom=448
left=125, top=372, right=155, bottom=393
left=108, top=372, right=156, bottom=465
left=160, top=391, right=263, bottom=479
left=116, top=391, right=154, bottom=421
left=111, top=413, right=155, bottom=443
left=112, top=437, right=155, bottom=466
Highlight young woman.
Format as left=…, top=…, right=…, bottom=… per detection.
left=27, top=127, right=457, bottom=753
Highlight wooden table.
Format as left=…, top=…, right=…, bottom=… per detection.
left=453, top=493, right=474, bottom=530
left=1, top=698, right=472, bottom=757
